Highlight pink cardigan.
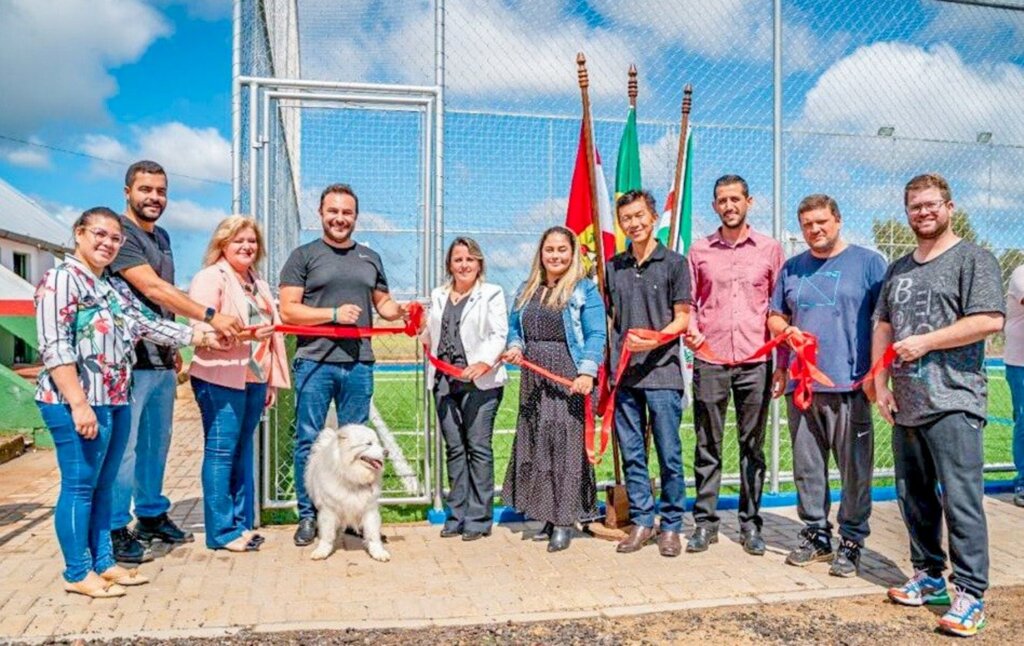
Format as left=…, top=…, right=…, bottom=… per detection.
left=188, top=259, right=290, bottom=391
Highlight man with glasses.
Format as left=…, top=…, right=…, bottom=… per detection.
left=874, top=173, right=1004, bottom=637
left=109, top=160, right=243, bottom=563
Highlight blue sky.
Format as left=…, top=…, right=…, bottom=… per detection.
left=2, top=0, right=1023, bottom=296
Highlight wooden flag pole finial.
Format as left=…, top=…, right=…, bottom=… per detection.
left=576, top=52, right=589, bottom=89
left=682, top=83, right=692, bottom=116
left=628, top=64, right=638, bottom=107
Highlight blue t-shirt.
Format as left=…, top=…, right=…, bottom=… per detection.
left=770, top=244, right=887, bottom=393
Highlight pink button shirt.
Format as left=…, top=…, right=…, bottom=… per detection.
left=688, top=226, right=784, bottom=364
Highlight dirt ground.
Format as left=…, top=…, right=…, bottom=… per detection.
left=54, top=585, right=1022, bottom=645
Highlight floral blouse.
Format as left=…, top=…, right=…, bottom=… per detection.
left=35, top=255, right=194, bottom=406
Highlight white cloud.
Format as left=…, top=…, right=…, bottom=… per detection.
left=920, top=2, right=1024, bottom=59
left=588, top=0, right=844, bottom=74
left=302, top=0, right=639, bottom=101
left=639, top=131, right=679, bottom=193
left=80, top=122, right=231, bottom=189
left=0, top=1, right=169, bottom=137
left=800, top=42, right=1024, bottom=145
left=165, top=199, right=230, bottom=231
left=2, top=138, right=51, bottom=168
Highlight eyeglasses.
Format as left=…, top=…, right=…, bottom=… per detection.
left=86, top=227, right=125, bottom=246
left=906, top=199, right=948, bottom=215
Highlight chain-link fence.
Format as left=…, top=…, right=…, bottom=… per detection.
left=235, top=0, right=1024, bottom=509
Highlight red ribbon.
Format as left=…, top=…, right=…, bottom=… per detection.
left=786, top=333, right=835, bottom=410
left=274, top=302, right=608, bottom=464
left=849, top=343, right=898, bottom=390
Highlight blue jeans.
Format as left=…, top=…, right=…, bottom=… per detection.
left=613, top=387, right=686, bottom=531
left=38, top=403, right=131, bottom=583
left=293, top=359, right=374, bottom=519
left=111, top=369, right=177, bottom=528
left=1008, top=365, right=1024, bottom=489
left=191, top=377, right=267, bottom=548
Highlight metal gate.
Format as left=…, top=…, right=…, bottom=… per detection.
left=233, top=77, right=441, bottom=511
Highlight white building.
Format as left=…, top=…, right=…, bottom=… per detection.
left=0, top=177, right=72, bottom=365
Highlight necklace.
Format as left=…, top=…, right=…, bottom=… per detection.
left=450, top=289, right=470, bottom=304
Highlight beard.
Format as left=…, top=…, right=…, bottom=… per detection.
left=322, top=223, right=353, bottom=245
left=130, top=199, right=164, bottom=223
left=911, top=216, right=950, bottom=241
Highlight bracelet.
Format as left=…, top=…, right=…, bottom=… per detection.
left=331, top=306, right=338, bottom=324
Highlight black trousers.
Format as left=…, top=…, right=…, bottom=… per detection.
left=692, top=359, right=771, bottom=531
left=434, top=384, right=503, bottom=533
left=894, top=412, right=989, bottom=598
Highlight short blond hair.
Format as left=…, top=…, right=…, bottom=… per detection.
left=202, top=215, right=266, bottom=267
left=904, top=173, right=952, bottom=205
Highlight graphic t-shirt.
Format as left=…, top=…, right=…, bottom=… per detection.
left=771, top=245, right=887, bottom=393
left=874, top=241, right=1005, bottom=426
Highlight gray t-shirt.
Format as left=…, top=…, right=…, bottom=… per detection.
left=874, top=241, right=1005, bottom=426
left=279, top=239, right=389, bottom=363
left=109, top=216, right=176, bottom=371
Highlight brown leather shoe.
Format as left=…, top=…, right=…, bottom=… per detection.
left=616, top=525, right=656, bottom=553
left=657, top=530, right=682, bottom=557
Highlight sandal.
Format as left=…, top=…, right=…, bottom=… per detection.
left=243, top=531, right=265, bottom=546
left=64, top=572, right=127, bottom=598
left=221, top=535, right=261, bottom=553
left=100, top=565, right=150, bottom=586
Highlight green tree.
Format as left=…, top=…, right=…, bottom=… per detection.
left=872, top=209, right=986, bottom=263
left=999, top=248, right=1024, bottom=290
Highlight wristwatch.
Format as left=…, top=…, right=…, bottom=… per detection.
left=203, top=307, right=216, bottom=323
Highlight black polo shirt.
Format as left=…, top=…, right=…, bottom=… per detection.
left=604, top=242, right=691, bottom=389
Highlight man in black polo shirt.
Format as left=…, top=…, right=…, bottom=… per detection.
left=605, top=189, right=692, bottom=557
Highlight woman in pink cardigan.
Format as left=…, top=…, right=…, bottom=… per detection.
left=189, top=216, right=290, bottom=552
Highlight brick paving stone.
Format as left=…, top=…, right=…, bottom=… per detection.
left=2, top=386, right=1024, bottom=641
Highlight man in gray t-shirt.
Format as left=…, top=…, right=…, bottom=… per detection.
left=873, top=174, right=1004, bottom=637
left=278, top=183, right=407, bottom=547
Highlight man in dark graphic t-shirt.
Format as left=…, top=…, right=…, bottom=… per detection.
left=873, top=173, right=1004, bottom=637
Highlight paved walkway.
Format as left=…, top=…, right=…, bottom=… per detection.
left=2, top=384, right=1023, bottom=643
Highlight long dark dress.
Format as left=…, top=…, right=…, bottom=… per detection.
left=502, top=290, right=597, bottom=526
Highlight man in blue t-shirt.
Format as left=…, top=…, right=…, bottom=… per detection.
left=767, top=194, right=887, bottom=578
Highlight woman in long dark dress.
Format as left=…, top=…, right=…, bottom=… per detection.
left=501, top=226, right=606, bottom=552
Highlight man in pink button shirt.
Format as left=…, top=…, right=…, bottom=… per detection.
left=683, top=174, right=784, bottom=556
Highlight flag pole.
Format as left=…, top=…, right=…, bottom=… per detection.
left=576, top=52, right=606, bottom=292
left=667, top=84, right=693, bottom=253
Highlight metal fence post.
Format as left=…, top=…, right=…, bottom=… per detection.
left=769, top=0, right=784, bottom=495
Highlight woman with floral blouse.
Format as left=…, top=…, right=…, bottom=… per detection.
left=35, top=206, right=220, bottom=599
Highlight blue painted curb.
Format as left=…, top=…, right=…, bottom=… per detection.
left=425, top=480, right=1018, bottom=524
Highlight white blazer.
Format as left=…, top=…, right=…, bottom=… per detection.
left=420, top=281, right=508, bottom=390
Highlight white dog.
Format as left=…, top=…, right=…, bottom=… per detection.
left=305, top=424, right=390, bottom=562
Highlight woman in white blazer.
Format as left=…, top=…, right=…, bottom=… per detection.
left=420, top=237, right=508, bottom=540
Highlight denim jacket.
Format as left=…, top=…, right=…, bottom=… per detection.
left=506, top=279, right=607, bottom=377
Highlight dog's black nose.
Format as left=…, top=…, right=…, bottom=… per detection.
left=382, top=448, right=390, bottom=458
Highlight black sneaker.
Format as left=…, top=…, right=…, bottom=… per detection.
left=829, top=538, right=861, bottom=577
left=134, top=513, right=195, bottom=544
left=785, top=527, right=833, bottom=566
left=111, top=527, right=154, bottom=563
